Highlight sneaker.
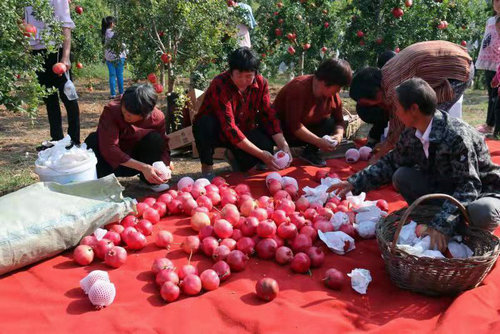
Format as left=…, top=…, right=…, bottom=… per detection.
left=300, top=149, right=326, bottom=167
left=109, top=95, right=116, bottom=100
left=65, top=141, right=81, bottom=150
left=148, top=183, right=170, bottom=193
left=476, top=124, right=493, bottom=134
left=224, top=149, right=240, bottom=172
left=36, top=140, right=55, bottom=152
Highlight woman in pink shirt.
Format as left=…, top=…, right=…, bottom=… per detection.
left=489, top=17, right=500, bottom=138
left=475, top=0, right=500, bottom=134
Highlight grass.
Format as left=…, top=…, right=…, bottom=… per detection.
left=0, top=161, right=38, bottom=196
left=462, top=88, right=489, bottom=127
left=73, top=62, right=133, bottom=81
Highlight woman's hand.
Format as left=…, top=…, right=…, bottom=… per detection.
left=142, top=165, right=164, bottom=185
left=260, top=151, right=280, bottom=171
left=280, top=144, right=293, bottom=168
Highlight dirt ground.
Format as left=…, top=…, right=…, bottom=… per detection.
left=0, top=78, right=233, bottom=198
left=0, top=76, right=488, bottom=198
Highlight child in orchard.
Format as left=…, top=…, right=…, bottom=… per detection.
left=101, top=16, right=127, bottom=99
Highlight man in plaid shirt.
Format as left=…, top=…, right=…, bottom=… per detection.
left=329, top=78, right=500, bottom=252
left=193, top=47, right=291, bottom=177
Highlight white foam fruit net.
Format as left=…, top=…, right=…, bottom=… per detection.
left=88, top=280, right=116, bottom=307
left=80, top=270, right=110, bottom=294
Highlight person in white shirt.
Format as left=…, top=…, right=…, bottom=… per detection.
left=25, top=0, right=80, bottom=150
left=101, top=16, right=127, bottom=99
left=234, top=1, right=256, bottom=48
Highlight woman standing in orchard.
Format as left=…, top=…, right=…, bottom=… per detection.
left=475, top=0, right=500, bottom=134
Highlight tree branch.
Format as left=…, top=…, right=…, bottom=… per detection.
left=152, top=20, right=167, bottom=53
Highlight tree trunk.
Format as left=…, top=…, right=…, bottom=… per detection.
left=300, top=52, right=305, bottom=76
left=167, top=63, right=175, bottom=94
left=160, top=63, right=165, bottom=87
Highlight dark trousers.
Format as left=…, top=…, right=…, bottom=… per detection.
left=33, top=49, right=80, bottom=144
left=192, top=114, right=274, bottom=172
left=356, top=105, right=389, bottom=143
left=85, top=131, right=166, bottom=183
left=392, top=166, right=500, bottom=231
left=485, top=70, right=497, bottom=127
left=493, top=96, right=500, bottom=135
left=284, top=117, right=337, bottom=152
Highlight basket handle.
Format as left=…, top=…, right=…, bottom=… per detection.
left=342, top=107, right=355, bottom=118
left=390, top=193, right=471, bottom=252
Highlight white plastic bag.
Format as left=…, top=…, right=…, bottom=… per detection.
left=330, top=212, right=349, bottom=230
left=348, top=269, right=372, bottom=294
left=318, top=230, right=355, bottom=255
left=355, top=220, right=377, bottom=239
left=63, top=72, right=79, bottom=101
left=448, top=241, right=474, bottom=258
left=355, top=205, right=383, bottom=224
left=397, top=221, right=418, bottom=245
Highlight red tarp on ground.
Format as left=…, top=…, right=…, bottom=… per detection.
left=2, top=141, right=500, bottom=334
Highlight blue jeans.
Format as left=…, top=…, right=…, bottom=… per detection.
left=106, top=58, right=125, bottom=96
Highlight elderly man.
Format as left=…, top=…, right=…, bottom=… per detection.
left=350, top=41, right=473, bottom=162
left=329, top=78, right=500, bottom=252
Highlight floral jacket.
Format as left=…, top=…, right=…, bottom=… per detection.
left=348, top=111, right=500, bottom=236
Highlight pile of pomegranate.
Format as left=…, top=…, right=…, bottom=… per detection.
left=74, top=170, right=389, bottom=303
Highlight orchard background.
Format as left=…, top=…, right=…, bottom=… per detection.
left=0, top=0, right=493, bottom=195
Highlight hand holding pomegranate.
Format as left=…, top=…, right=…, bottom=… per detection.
left=331, top=133, right=343, bottom=146
left=61, top=56, right=71, bottom=70
left=317, top=136, right=336, bottom=152
left=142, top=164, right=165, bottom=184
left=260, top=150, right=280, bottom=171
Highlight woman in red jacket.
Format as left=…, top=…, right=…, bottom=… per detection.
left=85, top=84, right=171, bottom=192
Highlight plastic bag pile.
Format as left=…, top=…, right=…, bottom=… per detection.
left=36, top=135, right=96, bottom=172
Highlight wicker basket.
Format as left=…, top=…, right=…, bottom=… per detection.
left=343, top=107, right=362, bottom=140
left=376, top=193, right=500, bottom=296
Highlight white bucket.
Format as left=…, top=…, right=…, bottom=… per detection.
left=35, top=154, right=98, bottom=184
